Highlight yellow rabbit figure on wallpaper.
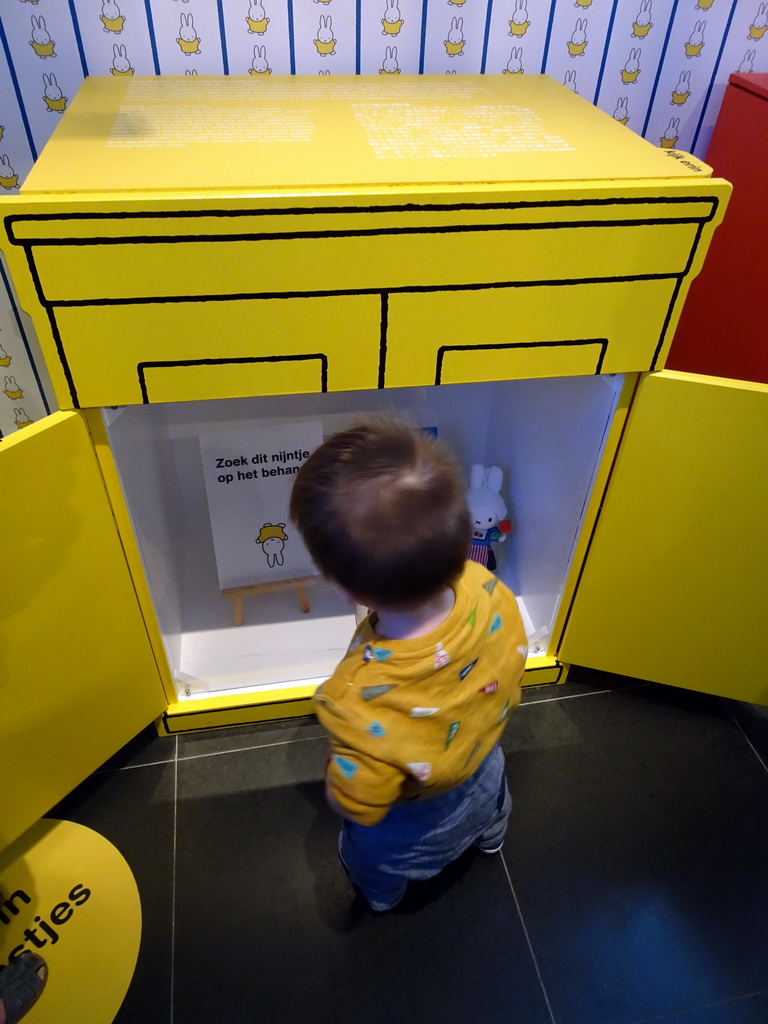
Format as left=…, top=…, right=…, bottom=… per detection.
left=315, top=15, right=336, bottom=55
left=42, top=74, right=67, bottom=113
left=247, top=2, right=269, bottom=35
left=508, top=0, right=529, bottom=36
left=0, top=156, right=18, bottom=190
left=382, top=0, right=403, bottom=36
left=380, top=46, right=400, bottom=74
left=29, top=16, right=55, bottom=57
left=249, top=45, right=272, bottom=74
left=178, top=13, right=201, bottom=55
left=14, top=407, right=32, bottom=429
left=100, top=1, right=125, bottom=34
left=633, top=0, right=652, bottom=38
left=0, top=345, right=11, bottom=367
left=613, top=97, right=629, bottom=125
left=3, top=376, right=23, bottom=400
left=621, top=48, right=641, bottom=83
left=111, top=44, right=134, bottom=76
left=503, top=48, right=523, bottom=74
left=671, top=71, right=690, bottom=105
left=660, top=117, right=679, bottom=149
left=445, top=17, right=465, bottom=56
left=567, top=19, right=588, bottom=56
left=749, top=3, right=768, bottom=39
left=685, top=21, right=705, bottom=57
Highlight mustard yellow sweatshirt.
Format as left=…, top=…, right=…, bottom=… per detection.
left=314, top=561, right=528, bottom=826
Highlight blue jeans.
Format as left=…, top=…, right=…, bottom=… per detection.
left=339, top=744, right=512, bottom=911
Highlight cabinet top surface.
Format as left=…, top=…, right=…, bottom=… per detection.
left=22, top=75, right=710, bottom=196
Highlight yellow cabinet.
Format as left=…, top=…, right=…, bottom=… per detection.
left=2, top=74, right=759, bottom=851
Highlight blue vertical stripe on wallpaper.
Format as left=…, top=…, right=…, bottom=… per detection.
left=287, top=0, right=296, bottom=76
left=0, top=261, right=50, bottom=416
left=419, top=0, right=429, bottom=75
left=217, top=0, right=229, bottom=75
left=593, top=0, right=620, bottom=105
left=480, top=0, right=494, bottom=75
left=642, top=0, right=682, bottom=137
left=0, top=19, right=37, bottom=160
left=540, top=0, right=559, bottom=74
left=356, top=0, right=362, bottom=75
left=143, top=0, right=161, bottom=75
left=691, top=0, right=739, bottom=153
left=66, top=0, right=89, bottom=77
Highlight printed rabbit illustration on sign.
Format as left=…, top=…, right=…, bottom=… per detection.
left=257, top=524, right=288, bottom=568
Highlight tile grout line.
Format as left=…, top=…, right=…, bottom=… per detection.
left=105, top=683, right=653, bottom=774
left=520, top=682, right=653, bottom=707
left=625, top=985, right=768, bottom=1023
left=500, top=851, right=557, bottom=1024
left=720, top=697, right=768, bottom=776
left=176, top=732, right=326, bottom=763
left=170, top=735, right=178, bottom=1024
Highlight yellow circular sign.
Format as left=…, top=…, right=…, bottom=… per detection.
left=0, top=818, right=141, bottom=1023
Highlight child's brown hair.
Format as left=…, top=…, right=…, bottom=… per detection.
left=289, top=418, right=471, bottom=609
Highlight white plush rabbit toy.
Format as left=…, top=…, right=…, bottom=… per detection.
left=466, top=464, right=511, bottom=572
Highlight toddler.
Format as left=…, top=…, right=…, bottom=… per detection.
left=290, top=418, right=527, bottom=911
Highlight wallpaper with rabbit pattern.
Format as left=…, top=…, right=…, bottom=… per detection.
left=0, top=0, right=766, bottom=434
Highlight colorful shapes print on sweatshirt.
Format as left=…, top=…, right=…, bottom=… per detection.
left=478, top=680, right=498, bottom=695
left=368, top=721, right=386, bottom=738
left=446, top=721, right=460, bottom=747
left=410, top=707, right=440, bottom=718
left=434, top=643, right=451, bottom=670
left=334, top=755, right=359, bottom=779
left=489, top=614, right=502, bottom=635
left=362, top=683, right=397, bottom=701
left=459, top=658, right=478, bottom=680
left=484, top=578, right=498, bottom=595
left=363, top=644, right=393, bottom=663
left=407, top=761, right=432, bottom=782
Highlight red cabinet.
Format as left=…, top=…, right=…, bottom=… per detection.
left=666, top=73, right=768, bottom=385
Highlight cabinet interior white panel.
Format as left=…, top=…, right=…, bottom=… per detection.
left=487, top=374, right=623, bottom=646
left=102, top=404, right=184, bottom=674
left=104, top=376, right=621, bottom=701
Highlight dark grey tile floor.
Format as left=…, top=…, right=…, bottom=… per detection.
left=51, top=669, right=768, bottom=1024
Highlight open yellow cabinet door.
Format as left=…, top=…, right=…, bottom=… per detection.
left=0, top=412, right=167, bottom=850
left=560, top=370, right=768, bottom=704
